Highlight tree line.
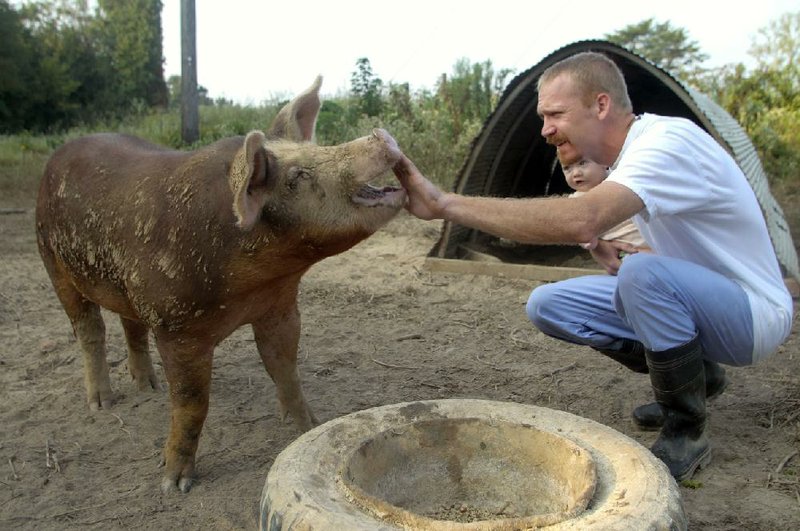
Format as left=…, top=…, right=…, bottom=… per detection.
left=608, top=16, right=800, bottom=186
left=335, top=14, right=800, bottom=185
left=0, top=0, right=167, bottom=132
left=0, top=2, right=797, bottom=186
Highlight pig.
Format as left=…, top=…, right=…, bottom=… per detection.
left=35, top=76, right=406, bottom=493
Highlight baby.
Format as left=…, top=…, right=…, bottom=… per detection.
left=561, top=156, right=649, bottom=251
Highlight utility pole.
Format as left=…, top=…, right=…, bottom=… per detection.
left=180, top=0, right=199, bottom=144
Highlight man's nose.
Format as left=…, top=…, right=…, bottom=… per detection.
left=541, top=120, right=555, bottom=138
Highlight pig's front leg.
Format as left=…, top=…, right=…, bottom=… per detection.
left=154, top=333, right=214, bottom=493
left=252, top=307, right=318, bottom=431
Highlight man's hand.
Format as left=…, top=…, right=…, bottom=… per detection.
left=392, top=154, right=446, bottom=220
left=590, top=239, right=639, bottom=275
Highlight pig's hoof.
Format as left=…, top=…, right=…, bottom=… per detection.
left=161, top=474, right=194, bottom=494
left=87, top=393, right=114, bottom=411
left=160, top=457, right=196, bottom=493
left=133, top=374, right=161, bottom=392
left=279, top=407, right=316, bottom=431
left=161, top=475, right=193, bottom=494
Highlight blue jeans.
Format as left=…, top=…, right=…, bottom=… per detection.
left=526, top=253, right=754, bottom=366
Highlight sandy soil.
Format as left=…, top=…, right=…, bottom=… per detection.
left=1, top=198, right=799, bottom=530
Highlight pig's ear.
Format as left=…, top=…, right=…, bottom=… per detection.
left=266, top=75, right=322, bottom=142
left=231, top=130, right=271, bottom=231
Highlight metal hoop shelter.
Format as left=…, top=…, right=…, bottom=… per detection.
left=427, top=40, right=799, bottom=284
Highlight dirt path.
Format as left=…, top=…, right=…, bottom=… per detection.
left=1, top=201, right=799, bottom=529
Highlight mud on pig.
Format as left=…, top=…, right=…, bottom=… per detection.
left=35, top=76, right=407, bottom=493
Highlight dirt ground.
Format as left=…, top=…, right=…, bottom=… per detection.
left=1, top=193, right=799, bottom=530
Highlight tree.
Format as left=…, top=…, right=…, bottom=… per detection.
left=385, top=82, right=413, bottom=123
left=13, top=0, right=99, bottom=130
left=166, top=75, right=216, bottom=109
left=166, top=74, right=181, bottom=108
left=0, top=0, right=169, bottom=131
left=605, top=18, right=708, bottom=82
left=749, top=11, right=799, bottom=105
left=435, top=58, right=511, bottom=138
left=350, top=57, right=383, bottom=117
left=0, top=0, right=35, bottom=131
left=704, top=11, right=800, bottom=186
left=315, top=99, right=349, bottom=144
left=96, top=0, right=168, bottom=109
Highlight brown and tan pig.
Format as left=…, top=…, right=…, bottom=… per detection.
left=35, top=76, right=406, bottom=493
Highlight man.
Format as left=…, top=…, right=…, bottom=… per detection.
left=392, top=52, right=793, bottom=481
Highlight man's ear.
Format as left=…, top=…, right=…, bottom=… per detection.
left=596, top=93, right=611, bottom=119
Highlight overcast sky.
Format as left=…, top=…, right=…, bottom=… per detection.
left=160, top=0, right=797, bottom=104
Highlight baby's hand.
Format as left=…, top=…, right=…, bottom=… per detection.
left=590, top=239, right=639, bottom=275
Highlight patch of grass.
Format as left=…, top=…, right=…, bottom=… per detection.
left=680, top=479, right=704, bottom=489
left=112, top=105, right=280, bottom=149
left=0, top=134, right=56, bottom=206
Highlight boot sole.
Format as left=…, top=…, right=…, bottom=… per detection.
left=674, top=446, right=712, bottom=483
left=632, top=419, right=662, bottom=432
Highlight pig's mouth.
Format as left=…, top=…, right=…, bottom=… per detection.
left=350, top=129, right=406, bottom=207
left=352, top=183, right=405, bottom=207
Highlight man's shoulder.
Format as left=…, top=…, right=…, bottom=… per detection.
left=640, top=113, right=698, bottom=130
left=633, top=114, right=709, bottom=149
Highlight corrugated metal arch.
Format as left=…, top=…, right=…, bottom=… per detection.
left=430, top=39, right=799, bottom=283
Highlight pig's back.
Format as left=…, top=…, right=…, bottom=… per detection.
left=42, top=133, right=186, bottom=192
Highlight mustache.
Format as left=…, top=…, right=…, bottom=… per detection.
left=546, top=135, right=567, bottom=147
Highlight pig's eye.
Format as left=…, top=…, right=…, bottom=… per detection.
left=287, top=167, right=312, bottom=190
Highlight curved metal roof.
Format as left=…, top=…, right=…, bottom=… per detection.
left=431, top=39, right=799, bottom=282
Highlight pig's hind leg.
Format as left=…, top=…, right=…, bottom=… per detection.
left=252, top=309, right=318, bottom=431
left=120, top=317, right=160, bottom=391
left=46, top=269, right=114, bottom=410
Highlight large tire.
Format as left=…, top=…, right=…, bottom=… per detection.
left=261, top=399, right=686, bottom=530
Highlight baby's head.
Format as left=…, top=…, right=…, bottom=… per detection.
left=560, top=156, right=609, bottom=193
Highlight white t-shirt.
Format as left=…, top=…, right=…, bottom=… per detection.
left=606, top=113, right=792, bottom=361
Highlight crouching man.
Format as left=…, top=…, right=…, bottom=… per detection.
left=392, top=52, right=792, bottom=481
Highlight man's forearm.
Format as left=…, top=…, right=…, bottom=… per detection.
left=440, top=193, right=594, bottom=244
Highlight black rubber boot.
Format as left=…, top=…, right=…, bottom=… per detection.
left=633, top=359, right=729, bottom=431
left=646, top=336, right=712, bottom=481
left=593, top=339, right=649, bottom=374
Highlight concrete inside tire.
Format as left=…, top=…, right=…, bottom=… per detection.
left=260, top=399, right=687, bottom=530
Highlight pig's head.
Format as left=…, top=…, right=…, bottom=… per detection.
left=228, top=76, right=406, bottom=253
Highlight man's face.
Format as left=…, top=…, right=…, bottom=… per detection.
left=537, top=73, right=599, bottom=163
left=562, top=159, right=608, bottom=193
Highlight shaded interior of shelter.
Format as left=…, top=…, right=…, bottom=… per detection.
left=430, top=42, right=719, bottom=269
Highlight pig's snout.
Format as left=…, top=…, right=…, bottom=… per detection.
left=371, top=128, right=396, bottom=148
left=372, top=129, right=401, bottom=162
left=347, top=129, right=406, bottom=209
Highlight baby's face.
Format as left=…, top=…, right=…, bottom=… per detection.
left=563, top=159, right=608, bottom=193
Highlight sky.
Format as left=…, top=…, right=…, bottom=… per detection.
left=160, top=0, right=797, bottom=105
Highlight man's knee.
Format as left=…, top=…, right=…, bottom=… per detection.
left=526, top=283, right=563, bottom=332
